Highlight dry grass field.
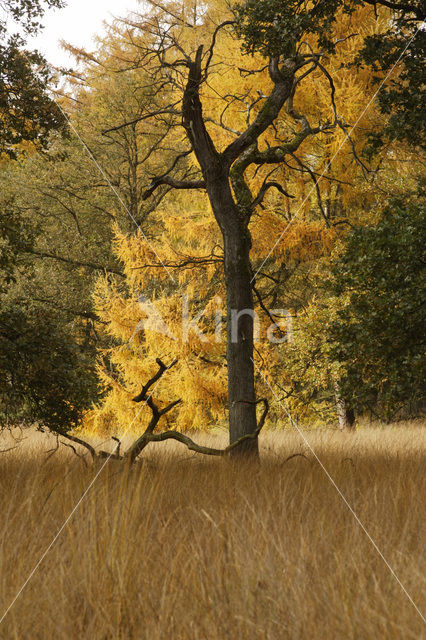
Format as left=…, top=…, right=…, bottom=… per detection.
left=0, top=424, right=425, bottom=639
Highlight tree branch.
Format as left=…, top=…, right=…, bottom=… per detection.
left=58, top=432, right=96, bottom=461
left=102, top=101, right=182, bottom=135
left=28, top=250, right=124, bottom=276
left=363, top=0, right=424, bottom=19
left=132, top=398, right=269, bottom=458
left=251, top=181, right=294, bottom=210
left=145, top=0, right=196, bottom=28
left=204, top=20, right=235, bottom=75
left=142, top=176, right=205, bottom=200
left=132, top=358, right=178, bottom=403
left=289, top=153, right=330, bottom=226
left=222, top=57, right=297, bottom=166
left=182, top=45, right=220, bottom=167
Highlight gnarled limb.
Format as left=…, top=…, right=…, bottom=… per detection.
left=59, top=431, right=96, bottom=461
left=142, top=176, right=205, bottom=200
left=251, top=181, right=294, bottom=211
left=222, top=57, right=298, bottom=166
left=132, top=358, right=178, bottom=403
left=125, top=359, right=182, bottom=462
left=128, top=398, right=269, bottom=461
left=44, top=364, right=268, bottom=464
left=204, top=20, right=235, bottom=75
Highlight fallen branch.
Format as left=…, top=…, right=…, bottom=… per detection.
left=59, top=431, right=96, bottom=461
left=60, top=440, right=89, bottom=467
left=127, top=398, right=269, bottom=461
left=0, top=445, right=19, bottom=454
left=132, top=358, right=178, bottom=403
left=46, top=363, right=269, bottom=464
left=283, top=453, right=308, bottom=463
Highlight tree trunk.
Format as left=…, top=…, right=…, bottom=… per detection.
left=207, top=174, right=258, bottom=456
left=334, top=380, right=356, bottom=431
left=182, top=48, right=259, bottom=456
left=224, top=227, right=258, bottom=455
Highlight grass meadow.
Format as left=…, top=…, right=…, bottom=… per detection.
left=0, top=424, right=425, bottom=639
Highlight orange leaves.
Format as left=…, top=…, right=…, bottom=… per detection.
left=82, top=0, right=417, bottom=436
left=251, top=213, right=338, bottom=264
left=88, top=211, right=228, bottom=434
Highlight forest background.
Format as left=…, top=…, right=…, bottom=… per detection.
left=0, top=0, right=424, bottom=448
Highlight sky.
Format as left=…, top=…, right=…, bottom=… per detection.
left=25, top=0, right=144, bottom=68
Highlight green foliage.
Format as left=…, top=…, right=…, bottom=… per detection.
left=357, top=7, right=425, bottom=150
left=233, top=0, right=355, bottom=58
left=0, top=0, right=64, bottom=36
left=0, top=40, right=65, bottom=157
left=0, top=135, right=121, bottom=432
left=0, top=1, right=66, bottom=157
left=0, top=194, right=34, bottom=290
left=0, top=300, right=98, bottom=433
left=328, top=195, right=426, bottom=417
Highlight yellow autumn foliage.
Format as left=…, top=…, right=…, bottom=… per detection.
left=81, top=0, right=419, bottom=435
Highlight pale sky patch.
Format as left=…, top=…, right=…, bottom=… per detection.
left=24, top=0, right=144, bottom=68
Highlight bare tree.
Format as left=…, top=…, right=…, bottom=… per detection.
left=103, top=1, right=348, bottom=456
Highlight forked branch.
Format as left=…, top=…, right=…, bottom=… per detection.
left=50, top=361, right=269, bottom=464
left=142, top=177, right=205, bottom=200
left=130, top=398, right=269, bottom=460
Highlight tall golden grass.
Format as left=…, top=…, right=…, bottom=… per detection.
left=0, top=425, right=425, bottom=639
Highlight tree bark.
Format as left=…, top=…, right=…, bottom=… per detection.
left=224, top=267, right=258, bottom=454
left=334, top=379, right=356, bottom=431
left=182, top=48, right=259, bottom=456
left=206, top=174, right=258, bottom=456
left=224, top=217, right=258, bottom=454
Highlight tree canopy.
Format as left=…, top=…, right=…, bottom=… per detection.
left=0, top=0, right=66, bottom=157
left=328, top=193, right=425, bottom=418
